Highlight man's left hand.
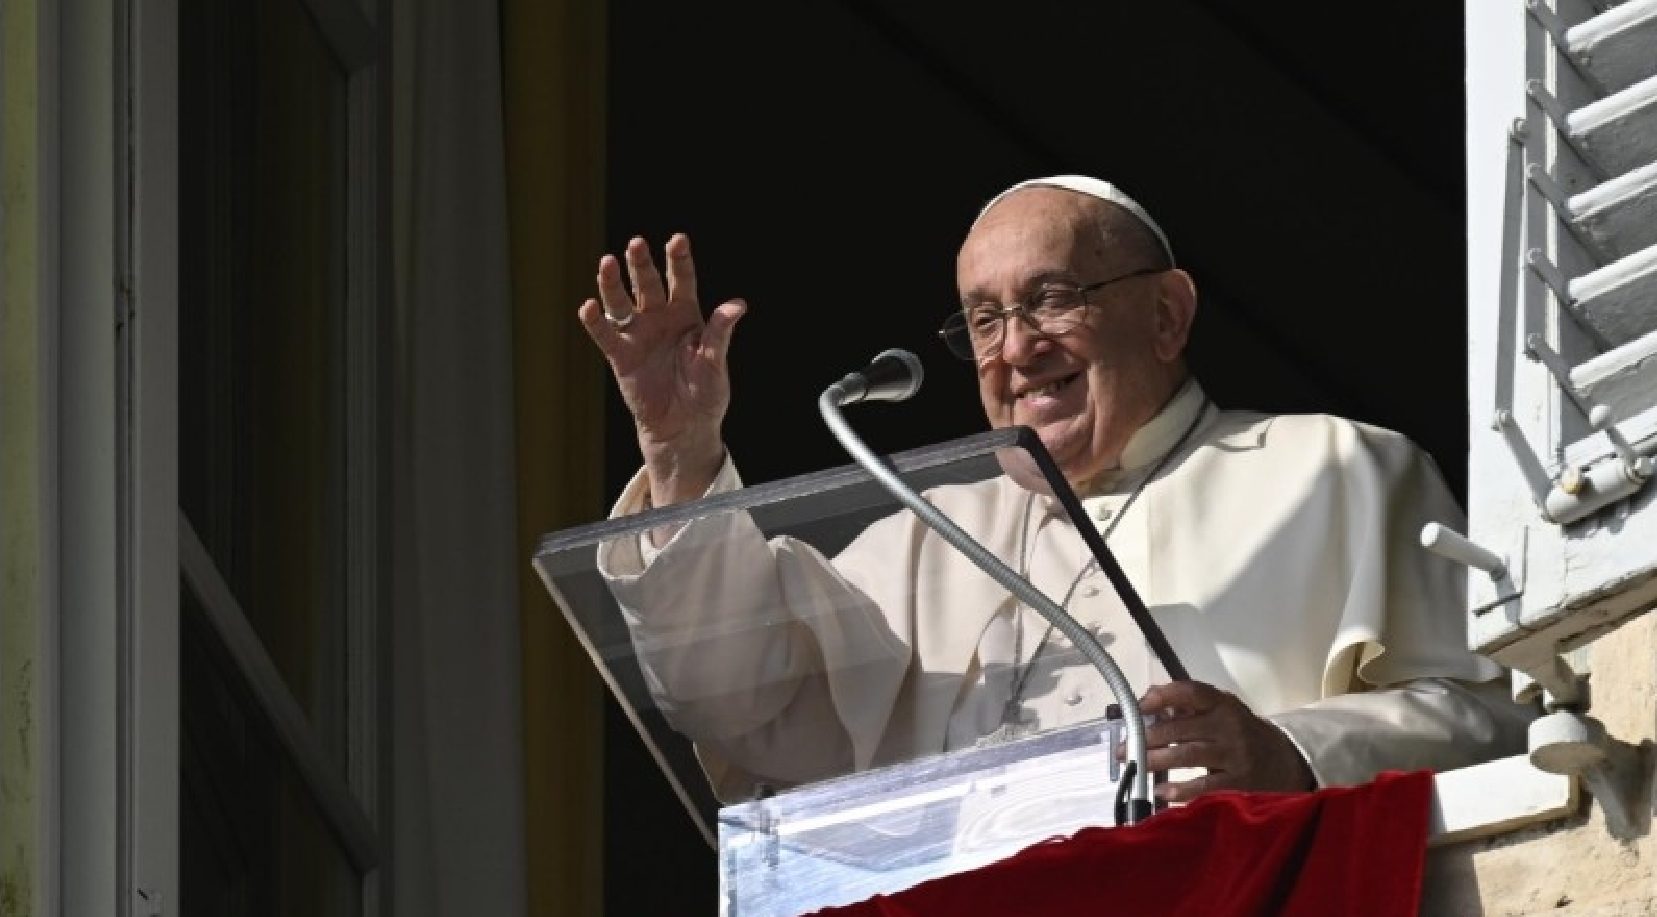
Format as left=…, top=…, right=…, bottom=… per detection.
left=1126, top=680, right=1316, bottom=803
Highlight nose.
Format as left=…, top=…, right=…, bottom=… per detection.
left=997, top=313, right=1047, bottom=365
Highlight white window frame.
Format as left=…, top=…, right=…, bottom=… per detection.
left=57, top=0, right=121, bottom=916
left=165, top=2, right=390, bottom=899
left=51, top=0, right=389, bottom=913
left=122, top=3, right=181, bottom=915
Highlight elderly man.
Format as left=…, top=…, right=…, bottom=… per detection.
left=577, top=175, right=1531, bottom=805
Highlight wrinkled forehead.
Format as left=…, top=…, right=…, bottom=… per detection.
left=956, top=190, right=1123, bottom=290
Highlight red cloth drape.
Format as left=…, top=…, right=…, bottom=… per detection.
left=809, top=769, right=1433, bottom=917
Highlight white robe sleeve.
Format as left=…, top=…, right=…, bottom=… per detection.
left=1262, top=422, right=1535, bottom=784
left=595, top=457, right=911, bottom=798
left=1271, top=678, right=1536, bottom=786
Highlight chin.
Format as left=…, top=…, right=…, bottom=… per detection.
left=1035, top=434, right=1087, bottom=477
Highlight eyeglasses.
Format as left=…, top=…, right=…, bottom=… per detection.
left=937, top=266, right=1164, bottom=361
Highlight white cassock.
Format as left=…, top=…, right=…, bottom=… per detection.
left=598, top=380, right=1533, bottom=802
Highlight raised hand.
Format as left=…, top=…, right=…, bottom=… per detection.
left=579, top=233, right=746, bottom=507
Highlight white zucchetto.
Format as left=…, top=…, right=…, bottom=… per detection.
left=975, top=175, right=1175, bottom=267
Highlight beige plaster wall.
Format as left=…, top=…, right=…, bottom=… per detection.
left=0, top=0, right=46, bottom=914
left=1421, top=614, right=1657, bottom=916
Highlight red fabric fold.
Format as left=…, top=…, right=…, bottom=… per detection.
left=809, top=769, right=1433, bottom=917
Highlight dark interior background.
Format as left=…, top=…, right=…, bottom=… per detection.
left=600, top=2, right=1466, bottom=912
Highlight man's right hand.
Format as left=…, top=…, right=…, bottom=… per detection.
left=578, top=233, right=746, bottom=508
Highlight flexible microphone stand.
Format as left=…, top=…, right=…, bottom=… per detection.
left=818, top=351, right=1154, bottom=823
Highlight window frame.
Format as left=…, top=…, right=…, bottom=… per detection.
left=91, top=0, right=392, bottom=913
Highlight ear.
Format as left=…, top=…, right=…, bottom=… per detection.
left=1151, top=269, right=1197, bottom=363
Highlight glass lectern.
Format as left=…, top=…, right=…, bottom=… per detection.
left=532, top=428, right=1172, bottom=916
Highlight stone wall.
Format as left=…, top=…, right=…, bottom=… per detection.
left=1421, top=615, right=1657, bottom=916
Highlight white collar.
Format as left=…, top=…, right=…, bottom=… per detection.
left=1077, top=378, right=1210, bottom=496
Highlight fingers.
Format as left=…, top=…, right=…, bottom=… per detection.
left=1143, top=735, right=1221, bottom=774
left=1143, top=709, right=1221, bottom=750
left=585, top=234, right=730, bottom=371
left=596, top=254, right=636, bottom=325
left=578, top=297, right=625, bottom=354
left=1115, top=681, right=1228, bottom=762
left=593, top=234, right=699, bottom=331
left=1120, top=681, right=1314, bottom=801
left=1138, top=680, right=1225, bottom=718
left=625, top=236, right=669, bottom=313
left=665, top=233, right=699, bottom=311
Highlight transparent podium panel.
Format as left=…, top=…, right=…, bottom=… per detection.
left=716, top=716, right=1140, bottom=916
left=533, top=427, right=1178, bottom=915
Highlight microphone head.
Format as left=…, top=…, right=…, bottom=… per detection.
left=864, top=348, right=925, bottom=403
left=827, top=348, right=926, bottom=406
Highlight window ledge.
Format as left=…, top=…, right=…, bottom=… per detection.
left=1429, top=755, right=1577, bottom=846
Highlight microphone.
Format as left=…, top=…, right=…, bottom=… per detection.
left=816, top=352, right=1155, bottom=823
left=828, top=349, right=925, bottom=407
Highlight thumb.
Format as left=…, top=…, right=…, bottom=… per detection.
left=702, top=299, right=747, bottom=363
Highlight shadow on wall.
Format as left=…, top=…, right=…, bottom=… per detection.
left=1420, top=740, right=1657, bottom=916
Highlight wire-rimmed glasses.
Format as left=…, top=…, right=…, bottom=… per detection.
left=938, top=266, right=1164, bottom=361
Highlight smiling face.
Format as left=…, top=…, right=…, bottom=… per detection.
left=956, top=187, right=1196, bottom=488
